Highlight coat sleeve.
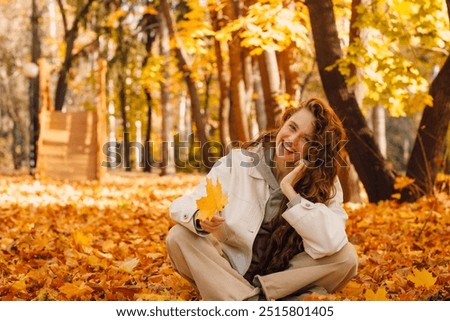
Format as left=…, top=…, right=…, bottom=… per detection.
left=168, top=153, right=232, bottom=235
left=281, top=177, right=349, bottom=259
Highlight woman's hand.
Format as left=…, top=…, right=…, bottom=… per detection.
left=198, top=214, right=225, bottom=233
left=280, top=160, right=308, bottom=201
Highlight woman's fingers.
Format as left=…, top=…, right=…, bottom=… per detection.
left=199, top=214, right=225, bottom=233
left=284, top=160, right=307, bottom=185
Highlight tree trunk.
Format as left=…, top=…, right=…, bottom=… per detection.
left=4, top=103, right=26, bottom=170
left=140, top=11, right=158, bottom=173
left=278, top=44, right=299, bottom=102
left=223, top=0, right=249, bottom=143
left=253, top=59, right=267, bottom=131
left=117, top=21, right=130, bottom=171
left=118, top=85, right=130, bottom=171
left=159, top=11, right=175, bottom=176
left=242, top=48, right=255, bottom=137
left=306, top=0, right=396, bottom=203
left=96, top=58, right=107, bottom=180
left=335, top=0, right=365, bottom=203
left=372, top=104, right=387, bottom=158
left=338, top=154, right=362, bottom=203
left=54, top=29, right=76, bottom=111
left=210, top=8, right=231, bottom=150
left=403, top=56, right=450, bottom=200
left=54, top=0, right=95, bottom=111
left=160, top=0, right=213, bottom=169
left=402, top=0, right=450, bottom=200
left=143, top=90, right=153, bottom=172
left=349, top=0, right=362, bottom=81
left=29, top=0, right=41, bottom=173
left=258, top=50, right=282, bottom=130
left=203, top=72, right=213, bottom=134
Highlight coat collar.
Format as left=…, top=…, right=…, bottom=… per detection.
left=245, top=144, right=279, bottom=191
left=248, top=165, right=264, bottom=179
left=241, top=146, right=264, bottom=180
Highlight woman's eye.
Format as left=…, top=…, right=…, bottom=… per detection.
left=301, top=137, right=313, bottom=146
left=289, top=124, right=296, bottom=131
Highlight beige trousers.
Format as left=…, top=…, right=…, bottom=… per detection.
left=166, top=224, right=358, bottom=301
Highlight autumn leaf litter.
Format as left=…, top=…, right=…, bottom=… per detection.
left=0, top=173, right=449, bottom=301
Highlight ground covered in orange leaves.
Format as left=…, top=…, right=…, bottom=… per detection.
left=0, top=172, right=448, bottom=301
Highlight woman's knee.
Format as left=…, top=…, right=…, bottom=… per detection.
left=336, top=242, right=359, bottom=273
left=166, top=224, right=193, bottom=251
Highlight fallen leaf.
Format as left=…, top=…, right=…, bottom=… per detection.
left=118, top=257, right=140, bottom=273
left=339, top=280, right=364, bottom=297
left=394, top=176, right=415, bottom=190
left=73, top=230, right=92, bottom=253
left=0, top=173, right=448, bottom=301
left=407, top=268, right=437, bottom=288
left=364, top=287, right=388, bottom=301
left=59, top=282, right=93, bottom=299
left=11, top=280, right=27, bottom=292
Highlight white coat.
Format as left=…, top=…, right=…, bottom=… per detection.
left=169, top=147, right=349, bottom=276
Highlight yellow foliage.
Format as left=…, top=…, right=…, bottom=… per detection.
left=195, top=178, right=228, bottom=221
left=59, top=282, right=93, bottom=299
left=177, top=0, right=215, bottom=56
left=0, top=174, right=203, bottom=300
left=275, top=93, right=297, bottom=110
left=394, top=176, right=415, bottom=190
left=364, top=287, right=389, bottom=301
left=73, top=230, right=91, bottom=247
left=216, top=1, right=311, bottom=55
left=104, top=9, right=127, bottom=28
left=393, top=1, right=420, bottom=16
left=118, top=257, right=140, bottom=273
left=73, top=230, right=92, bottom=254
left=335, top=0, right=448, bottom=117
left=0, top=174, right=448, bottom=301
left=407, top=268, right=437, bottom=289
left=144, top=5, right=158, bottom=15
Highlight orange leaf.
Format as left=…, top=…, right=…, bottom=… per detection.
left=59, top=282, right=93, bottom=299
left=407, top=268, right=437, bottom=288
left=73, top=230, right=92, bottom=253
left=195, top=178, right=228, bottom=221
left=117, top=257, right=140, bottom=273
left=340, top=280, right=364, bottom=297
left=11, top=280, right=27, bottom=292
left=364, top=287, right=388, bottom=301
left=394, top=176, right=415, bottom=190
left=391, top=193, right=401, bottom=200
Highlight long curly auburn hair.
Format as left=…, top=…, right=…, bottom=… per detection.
left=244, top=98, right=346, bottom=277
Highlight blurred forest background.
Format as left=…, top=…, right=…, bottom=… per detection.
left=0, top=0, right=449, bottom=202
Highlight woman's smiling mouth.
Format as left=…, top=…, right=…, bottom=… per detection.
left=282, top=141, right=297, bottom=154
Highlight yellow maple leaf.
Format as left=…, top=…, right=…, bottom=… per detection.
left=195, top=178, right=228, bottom=221
left=11, top=279, right=27, bottom=292
left=364, top=287, right=388, bottom=301
left=73, top=230, right=92, bottom=253
left=407, top=268, right=437, bottom=288
left=340, top=280, right=364, bottom=297
left=59, top=282, right=93, bottom=299
left=118, top=257, right=140, bottom=273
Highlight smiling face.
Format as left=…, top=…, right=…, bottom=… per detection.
left=275, top=108, right=316, bottom=165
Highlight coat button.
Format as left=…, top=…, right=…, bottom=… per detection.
left=305, top=203, right=311, bottom=208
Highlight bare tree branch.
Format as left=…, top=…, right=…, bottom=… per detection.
left=55, top=0, right=68, bottom=33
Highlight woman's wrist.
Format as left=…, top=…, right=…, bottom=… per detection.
left=280, top=183, right=297, bottom=201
